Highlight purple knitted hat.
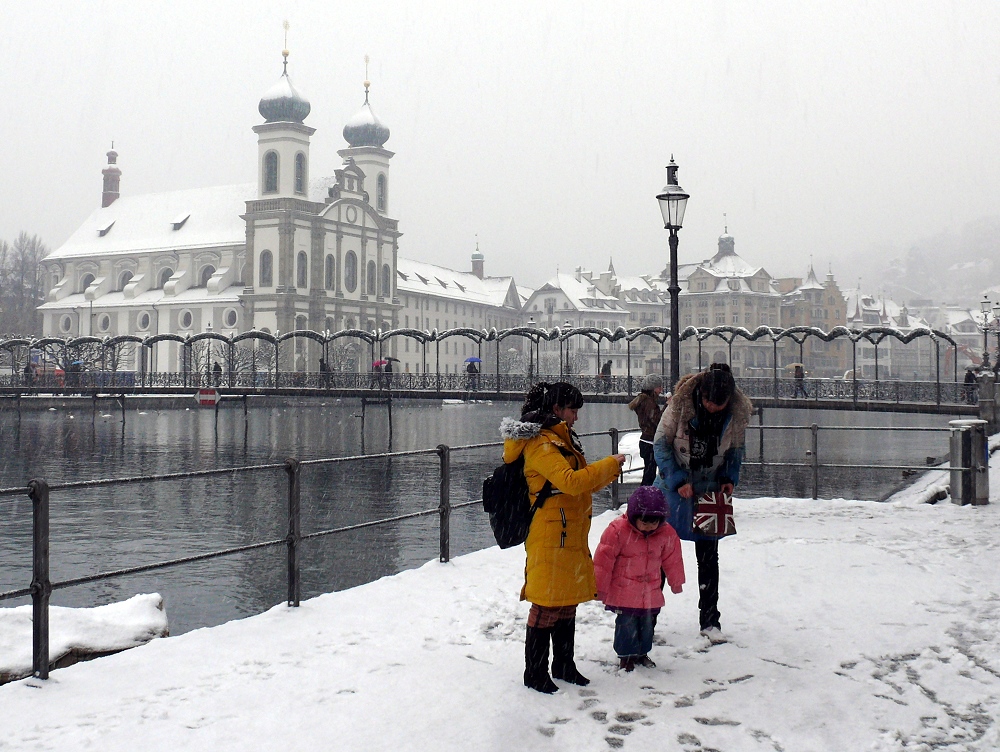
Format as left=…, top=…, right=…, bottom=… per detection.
left=626, top=486, right=668, bottom=523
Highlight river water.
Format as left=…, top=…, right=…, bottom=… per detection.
left=0, top=398, right=962, bottom=634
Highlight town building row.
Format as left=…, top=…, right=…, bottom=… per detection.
left=36, top=53, right=984, bottom=381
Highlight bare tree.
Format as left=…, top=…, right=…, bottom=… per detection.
left=0, top=233, right=47, bottom=336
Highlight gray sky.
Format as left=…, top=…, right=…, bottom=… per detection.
left=4, top=1, right=999, bottom=289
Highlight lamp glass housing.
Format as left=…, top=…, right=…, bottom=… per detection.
left=981, top=296, right=992, bottom=315
left=656, top=187, right=689, bottom=229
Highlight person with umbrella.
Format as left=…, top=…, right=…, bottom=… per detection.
left=465, top=356, right=481, bottom=391
left=383, top=356, right=399, bottom=388
left=370, top=359, right=386, bottom=389
left=792, top=364, right=808, bottom=398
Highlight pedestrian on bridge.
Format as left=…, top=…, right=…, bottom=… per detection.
left=653, top=363, right=752, bottom=645
left=501, top=381, right=626, bottom=693
left=628, top=374, right=665, bottom=486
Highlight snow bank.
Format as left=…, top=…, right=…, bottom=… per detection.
left=1, top=458, right=999, bottom=750
left=0, top=593, right=168, bottom=684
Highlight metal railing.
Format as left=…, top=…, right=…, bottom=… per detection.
left=743, top=422, right=962, bottom=500
left=0, top=428, right=625, bottom=681
left=0, top=370, right=980, bottom=408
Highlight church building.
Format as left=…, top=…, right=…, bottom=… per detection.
left=38, top=53, right=404, bottom=372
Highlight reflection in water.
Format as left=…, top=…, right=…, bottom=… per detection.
left=0, top=400, right=960, bottom=633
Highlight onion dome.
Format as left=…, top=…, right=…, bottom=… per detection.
left=343, top=80, right=390, bottom=148
left=258, top=52, right=311, bottom=124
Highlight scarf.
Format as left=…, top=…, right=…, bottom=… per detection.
left=687, top=385, right=728, bottom=471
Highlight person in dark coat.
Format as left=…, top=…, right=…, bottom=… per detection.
left=628, top=374, right=665, bottom=485
left=964, top=368, right=978, bottom=404
left=212, top=361, right=222, bottom=386
left=793, top=364, right=808, bottom=398
left=653, top=363, right=752, bottom=644
left=600, top=360, right=612, bottom=394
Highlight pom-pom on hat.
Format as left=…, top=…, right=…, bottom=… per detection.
left=626, top=485, right=668, bottom=523
left=640, top=374, right=663, bottom=391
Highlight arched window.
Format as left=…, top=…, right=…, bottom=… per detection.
left=325, top=254, right=335, bottom=290
left=199, top=265, right=216, bottom=288
left=296, top=252, right=308, bottom=288
left=376, top=174, right=387, bottom=212
left=259, top=251, right=273, bottom=287
left=117, top=270, right=133, bottom=292
left=80, top=273, right=95, bottom=293
left=344, top=252, right=358, bottom=292
left=158, top=268, right=174, bottom=289
left=381, top=264, right=391, bottom=297
left=366, top=260, right=377, bottom=295
left=294, top=153, right=307, bottom=194
left=263, top=151, right=279, bottom=193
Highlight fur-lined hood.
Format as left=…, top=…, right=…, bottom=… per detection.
left=499, top=416, right=544, bottom=441
left=671, top=371, right=753, bottom=437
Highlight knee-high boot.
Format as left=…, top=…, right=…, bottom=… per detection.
left=524, top=626, right=558, bottom=693
left=550, top=618, right=590, bottom=686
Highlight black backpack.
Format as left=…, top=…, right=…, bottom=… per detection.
left=482, top=454, right=554, bottom=549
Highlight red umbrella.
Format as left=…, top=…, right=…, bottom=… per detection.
left=372, top=359, right=388, bottom=367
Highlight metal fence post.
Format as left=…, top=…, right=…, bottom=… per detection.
left=284, top=458, right=301, bottom=607
left=437, top=444, right=451, bottom=563
left=610, top=427, right=620, bottom=507
left=28, top=479, right=51, bottom=680
left=810, top=423, right=819, bottom=500
left=757, top=407, right=765, bottom=464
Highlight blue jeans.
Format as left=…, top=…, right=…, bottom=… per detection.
left=613, top=612, right=656, bottom=657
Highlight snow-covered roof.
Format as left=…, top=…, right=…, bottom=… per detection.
left=528, top=272, right=627, bottom=315
left=396, top=257, right=519, bottom=310
left=45, top=178, right=347, bottom=263
left=46, top=184, right=256, bottom=261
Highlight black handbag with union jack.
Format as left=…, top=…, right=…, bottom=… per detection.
left=693, top=491, right=736, bottom=539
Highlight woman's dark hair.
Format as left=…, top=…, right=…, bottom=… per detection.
left=702, top=363, right=735, bottom=405
left=521, top=381, right=585, bottom=418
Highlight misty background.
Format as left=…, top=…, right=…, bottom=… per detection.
left=2, top=1, right=999, bottom=307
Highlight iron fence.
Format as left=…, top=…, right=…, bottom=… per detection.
left=0, top=428, right=625, bottom=682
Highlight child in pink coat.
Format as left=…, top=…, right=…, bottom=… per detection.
left=594, top=486, right=685, bottom=671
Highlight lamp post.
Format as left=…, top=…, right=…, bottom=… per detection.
left=656, top=156, right=689, bottom=389
left=564, top=318, right=573, bottom=375
left=527, top=316, right=536, bottom=380
left=205, top=321, right=213, bottom=385
left=993, top=302, right=1000, bottom=377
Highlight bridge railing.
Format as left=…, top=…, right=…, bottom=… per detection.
left=0, top=370, right=979, bottom=407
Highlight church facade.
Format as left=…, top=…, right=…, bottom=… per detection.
left=38, top=54, right=523, bottom=374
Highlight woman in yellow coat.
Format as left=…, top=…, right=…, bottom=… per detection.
left=501, top=382, right=625, bottom=693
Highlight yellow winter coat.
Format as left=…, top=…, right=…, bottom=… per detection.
left=500, top=417, right=622, bottom=607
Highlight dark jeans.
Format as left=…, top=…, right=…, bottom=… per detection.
left=614, top=611, right=655, bottom=657
left=639, top=441, right=657, bottom=486
left=794, top=379, right=808, bottom=397
left=695, top=539, right=720, bottom=631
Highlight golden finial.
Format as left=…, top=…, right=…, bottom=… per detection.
left=282, top=20, right=290, bottom=74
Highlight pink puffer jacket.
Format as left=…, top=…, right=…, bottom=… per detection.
left=594, top=515, right=685, bottom=610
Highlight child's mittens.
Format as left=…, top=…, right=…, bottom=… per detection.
left=670, top=585, right=683, bottom=594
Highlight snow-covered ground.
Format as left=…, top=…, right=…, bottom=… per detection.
left=2, top=452, right=999, bottom=750
left=0, top=594, right=167, bottom=683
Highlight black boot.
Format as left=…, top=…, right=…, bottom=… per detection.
left=524, top=626, right=558, bottom=694
left=550, top=618, right=590, bottom=686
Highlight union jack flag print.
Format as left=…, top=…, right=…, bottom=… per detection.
left=693, top=491, right=736, bottom=538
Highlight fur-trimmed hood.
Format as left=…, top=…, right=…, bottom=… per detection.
left=670, top=371, right=753, bottom=440
left=499, top=416, right=543, bottom=441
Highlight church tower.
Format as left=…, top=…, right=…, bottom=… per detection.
left=339, top=58, right=393, bottom=215
left=253, top=50, right=315, bottom=199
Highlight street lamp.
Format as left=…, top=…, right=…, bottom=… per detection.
left=527, top=316, right=536, bottom=380
left=993, top=302, right=1000, bottom=376
left=656, top=156, right=689, bottom=389
left=205, top=321, right=213, bottom=384
left=564, top=319, right=573, bottom=375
